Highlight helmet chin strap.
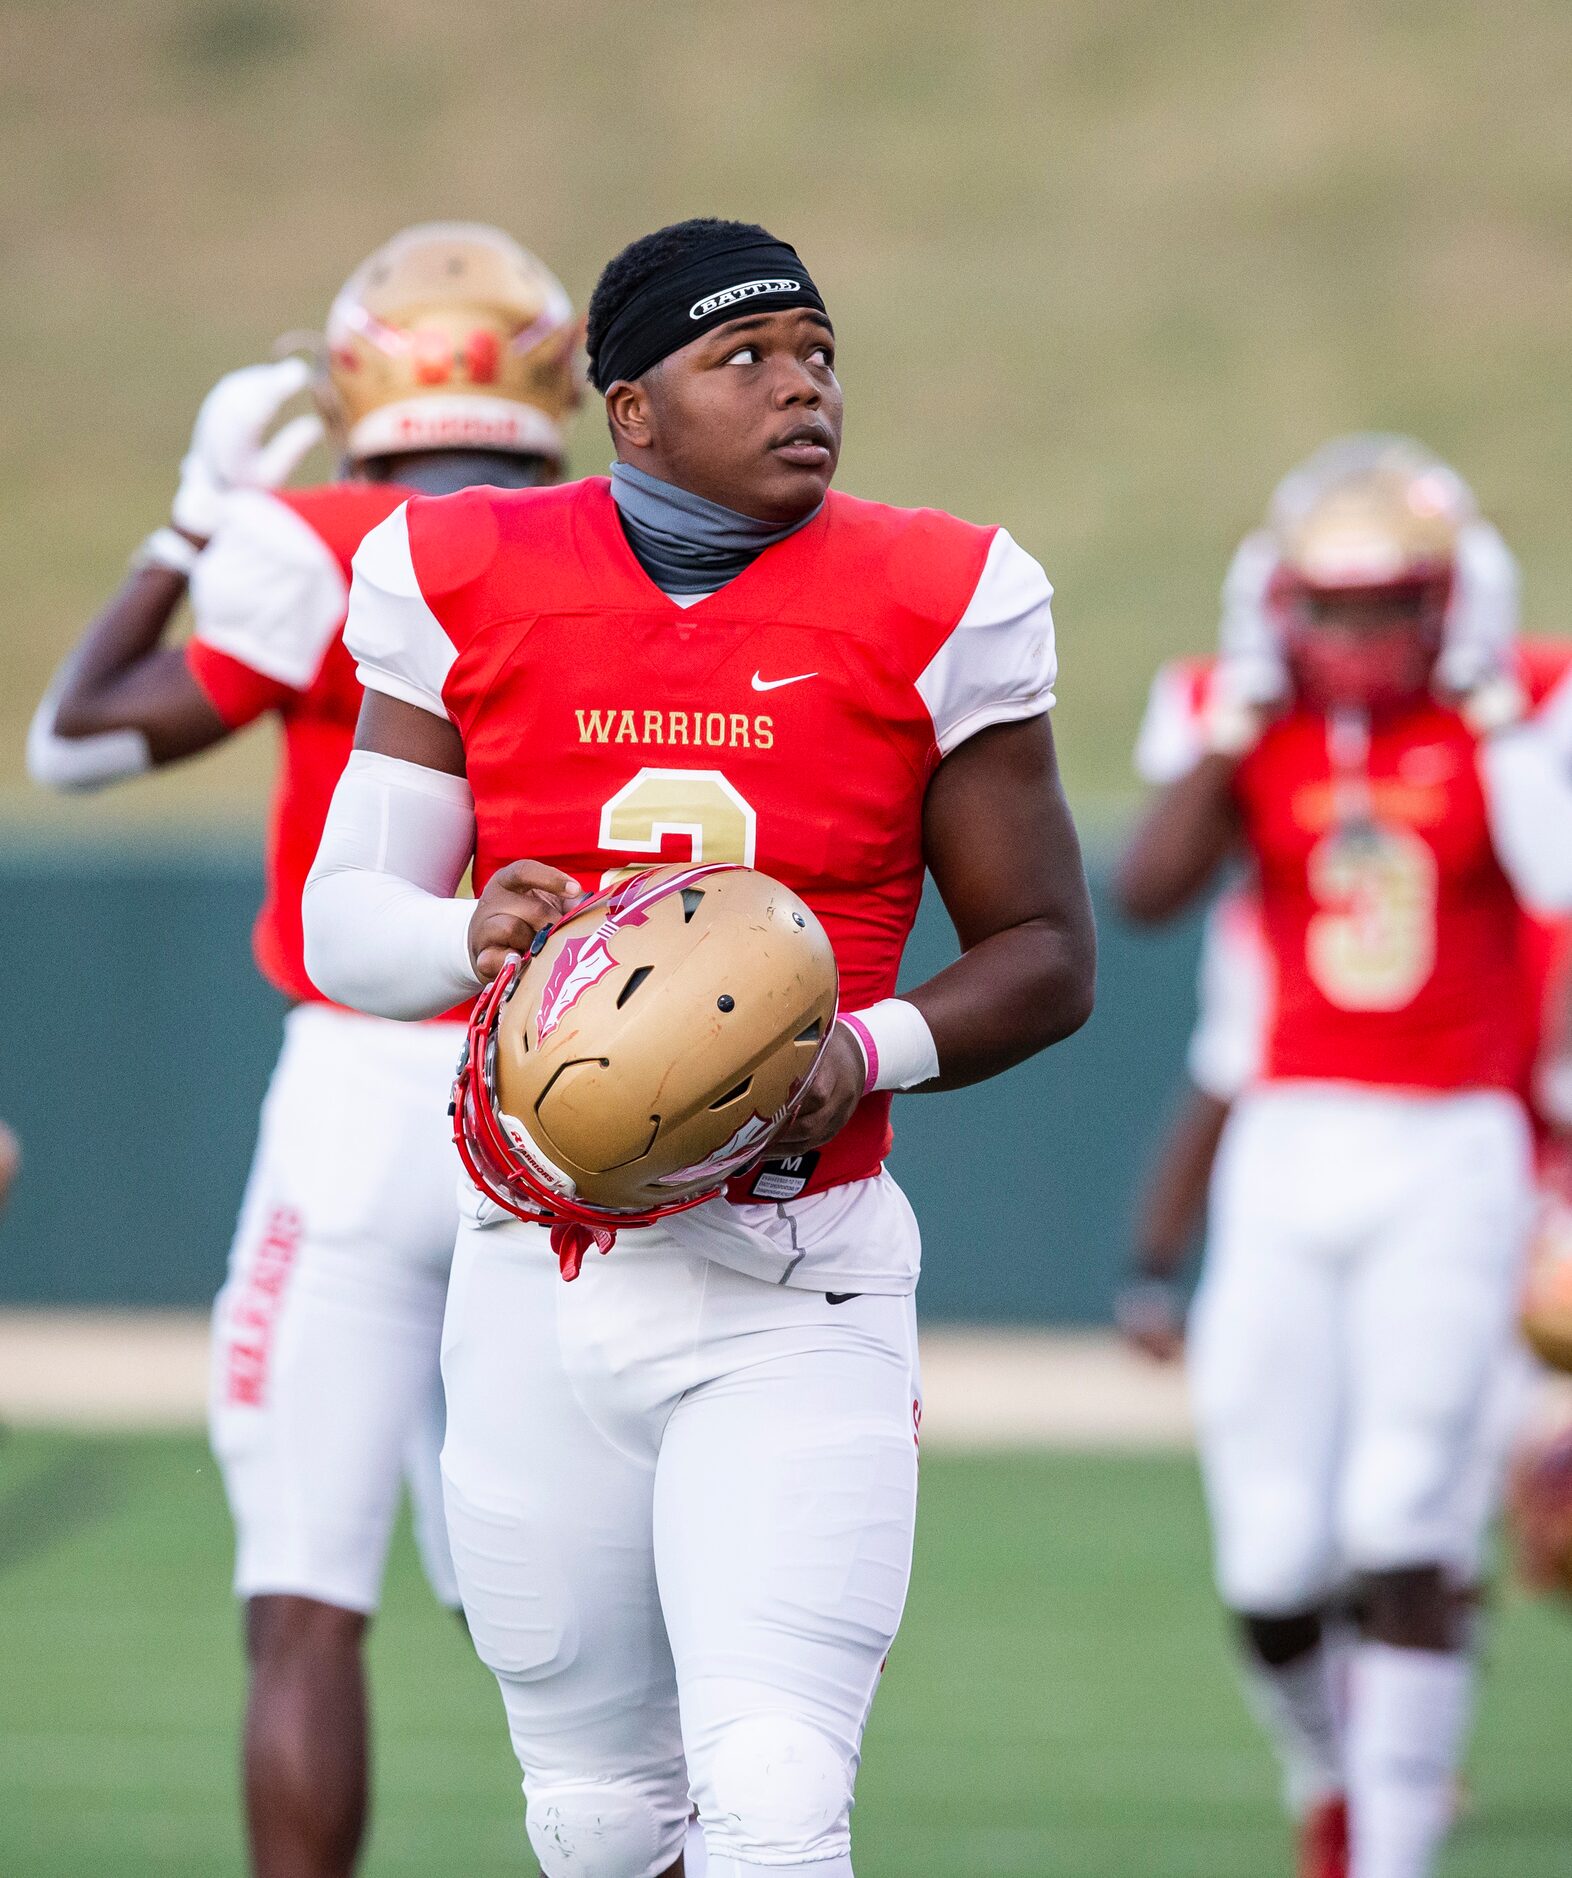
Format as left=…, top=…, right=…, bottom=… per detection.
left=450, top=949, right=743, bottom=1278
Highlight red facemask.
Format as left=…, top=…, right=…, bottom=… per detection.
left=1273, top=570, right=1451, bottom=715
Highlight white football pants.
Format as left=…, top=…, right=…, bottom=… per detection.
left=1189, top=1084, right=1533, bottom=1614
left=439, top=1215, right=922, bottom=1878
left=209, top=1003, right=473, bottom=1613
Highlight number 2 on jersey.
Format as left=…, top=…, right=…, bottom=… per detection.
left=597, top=767, right=758, bottom=884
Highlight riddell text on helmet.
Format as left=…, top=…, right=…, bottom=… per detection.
left=395, top=411, right=534, bottom=444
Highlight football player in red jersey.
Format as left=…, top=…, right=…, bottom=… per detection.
left=28, top=224, right=580, bottom=1878
left=300, top=217, right=1097, bottom=1878
left=1116, top=435, right=1572, bottom=1878
left=1120, top=877, right=1572, bottom=1876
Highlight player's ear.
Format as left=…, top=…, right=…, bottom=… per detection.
left=604, top=379, right=654, bottom=452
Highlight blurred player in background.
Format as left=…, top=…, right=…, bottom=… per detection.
left=1115, top=435, right=1572, bottom=1878
left=1119, top=873, right=1572, bottom=1869
left=27, top=223, right=579, bottom=1878
left=301, top=215, right=1096, bottom=1878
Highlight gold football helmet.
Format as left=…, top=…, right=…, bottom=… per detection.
left=1266, top=435, right=1474, bottom=710
left=1269, top=434, right=1474, bottom=591
left=453, top=863, right=838, bottom=1275
left=318, top=222, right=579, bottom=463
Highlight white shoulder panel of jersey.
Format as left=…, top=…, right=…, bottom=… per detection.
left=188, top=488, right=348, bottom=691
left=915, top=529, right=1057, bottom=756
left=1133, top=660, right=1205, bottom=785
left=1185, top=888, right=1269, bottom=1102
left=344, top=503, right=458, bottom=719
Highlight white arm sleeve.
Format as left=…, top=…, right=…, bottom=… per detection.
left=188, top=489, right=348, bottom=686
left=344, top=505, right=458, bottom=718
left=303, top=750, right=481, bottom=1019
left=26, top=671, right=151, bottom=791
left=915, top=530, right=1057, bottom=755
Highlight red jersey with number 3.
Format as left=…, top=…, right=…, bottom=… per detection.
left=343, top=475, right=1059, bottom=1197
left=185, top=481, right=411, bottom=1003
left=1137, top=641, right=1572, bottom=1093
left=1236, top=704, right=1533, bottom=1089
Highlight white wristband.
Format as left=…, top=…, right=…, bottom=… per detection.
left=839, top=998, right=941, bottom=1094
left=132, top=527, right=201, bottom=578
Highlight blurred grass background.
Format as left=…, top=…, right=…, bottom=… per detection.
left=6, top=0, right=1572, bottom=826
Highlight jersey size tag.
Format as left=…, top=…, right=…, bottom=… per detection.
left=747, top=1151, right=820, bottom=1201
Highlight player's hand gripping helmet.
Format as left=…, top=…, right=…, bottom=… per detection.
left=317, top=222, right=580, bottom=464
left=1266, top=434, right=1473, bottom=713
left=453, top=863, right=839, bottom=1278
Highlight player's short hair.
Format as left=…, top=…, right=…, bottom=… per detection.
left=586, top=217, right=780, bottom=391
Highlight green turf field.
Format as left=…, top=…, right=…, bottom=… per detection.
left=2, top=1433, right=1569, bottom=1876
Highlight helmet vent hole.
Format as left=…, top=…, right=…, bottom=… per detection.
left=617, top=965, right=653, bottom=1008
left=795, top=1019, right=824, bottom=1042
left=710, top=1077, right=753, bottom=1109
left=680, top=888, right=706, bottom=922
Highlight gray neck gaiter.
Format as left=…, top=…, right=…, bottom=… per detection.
left=609, top=461, right=821, bottom=596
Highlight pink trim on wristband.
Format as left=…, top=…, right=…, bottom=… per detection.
left=839, top=1013, right=878, bottom=1095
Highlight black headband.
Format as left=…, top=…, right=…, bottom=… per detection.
left=592, top=235, right=828, bottom=390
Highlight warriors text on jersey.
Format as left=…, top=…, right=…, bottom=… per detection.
left=345, top=475, right=1058, bottom=1199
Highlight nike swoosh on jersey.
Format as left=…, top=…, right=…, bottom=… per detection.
left=751, top=670, right=818, bottom=691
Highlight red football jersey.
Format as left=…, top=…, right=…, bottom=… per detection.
left=1237, top=704, right=1532, bottom=1090
left=186, top=481, right=411, bottom=1005
left=1136, top=639, right=1572, bottom=1094
left=345, top=476, right=1058, bottom=1197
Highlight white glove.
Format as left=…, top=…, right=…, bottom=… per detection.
left=171, top=358, right=324, bottom=541
left=1207, top=531, right=1290, bottom=755
left=1436, top=520, right=1521, bottom=695
left=1217, top=530, right=1291, bottom=699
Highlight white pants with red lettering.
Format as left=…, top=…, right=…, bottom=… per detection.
left=1189, top=1083, right=1534, bottom=1614
left=209, top=1003, right=477, bottom=1614
left=439, top=1213, right=922, bottom=1878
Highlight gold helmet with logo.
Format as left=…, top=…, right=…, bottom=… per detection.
left=453, top=863, right=838, bottom=1274
left=1269, top=434, right=1473, bottom=592
left=318, top=222, right=579, bottom=463
left=1266, top=435, right=1474, bottom=710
